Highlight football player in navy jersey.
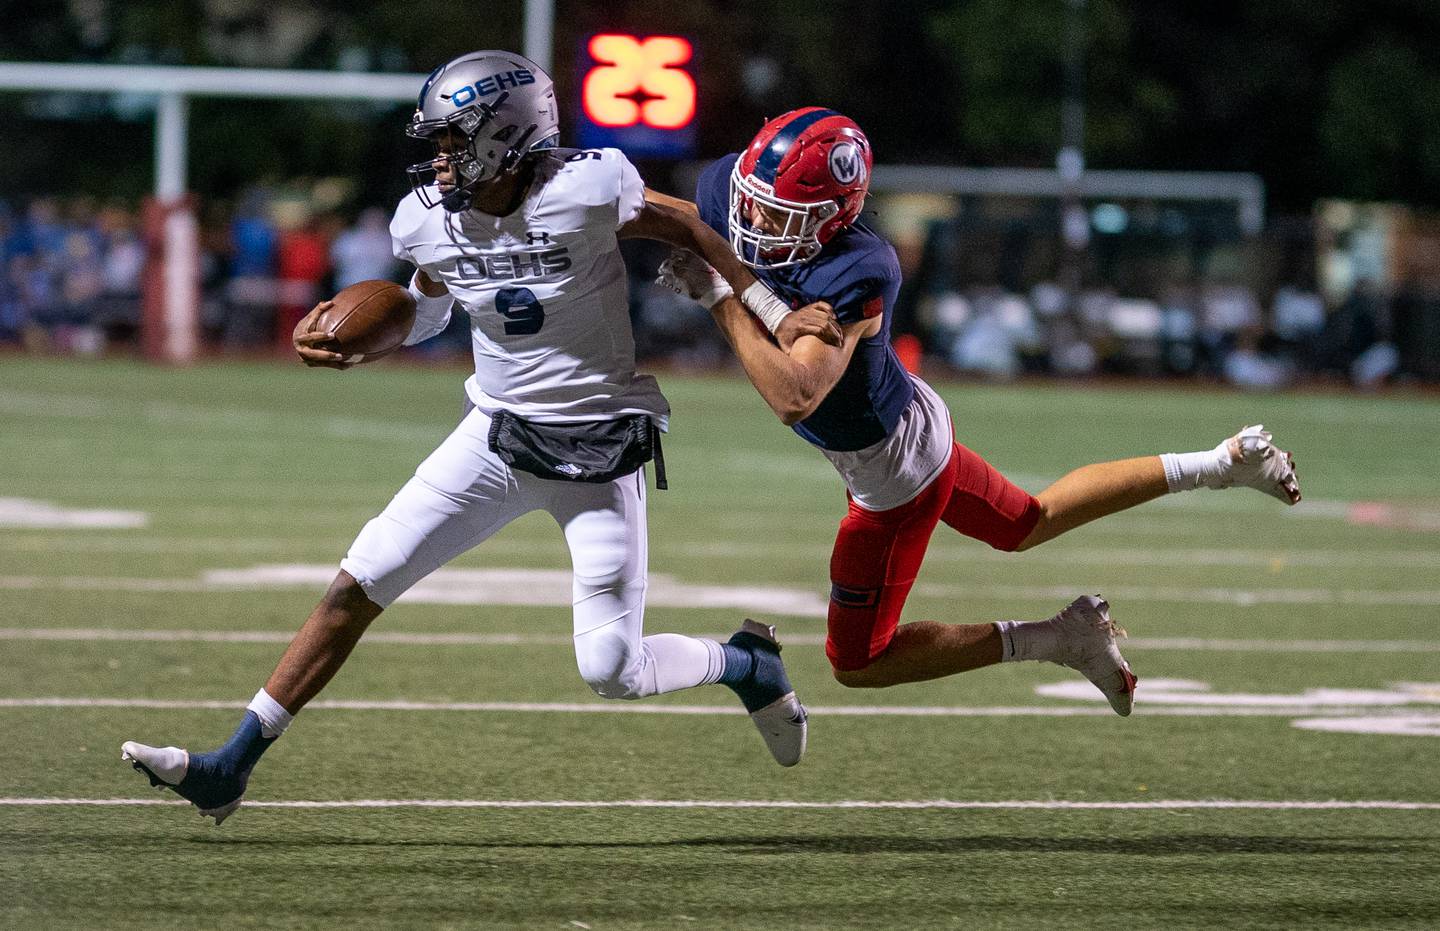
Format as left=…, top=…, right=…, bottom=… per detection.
left=661, top=107, right=1301, bottom=713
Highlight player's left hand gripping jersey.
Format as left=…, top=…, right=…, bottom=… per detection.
left=390, top=147, right=668, bottom=426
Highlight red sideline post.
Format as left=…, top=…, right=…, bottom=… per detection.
left=893, top=333, right=923, bottom=375
left=141, top=195, right=200, bottom=364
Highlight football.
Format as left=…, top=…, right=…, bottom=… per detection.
left=312, top=279, right=417, bottom=358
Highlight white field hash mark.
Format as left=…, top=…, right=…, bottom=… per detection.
left=5, top=627, right=1440, bottom=654
left=0, top=498, right=148, bottom=530
left=3, top=797, right=1439, bottom=811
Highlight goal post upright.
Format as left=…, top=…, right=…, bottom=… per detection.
left=145, top=92, right=197, bottom=364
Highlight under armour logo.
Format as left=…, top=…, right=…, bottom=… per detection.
left=527, top=231, right=552, bottom=245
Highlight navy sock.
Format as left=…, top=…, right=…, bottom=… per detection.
left=184, top=711, right=274, bottom=788
left=718, top=632, right=791, bottom=713
left=718, top=642, right=757, bottom=686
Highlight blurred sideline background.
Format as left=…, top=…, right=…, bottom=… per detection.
left=2, top=0, right=1439, bottom=389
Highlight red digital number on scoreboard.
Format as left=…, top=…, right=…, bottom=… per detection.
left=582, top=34, right=696, bottom=130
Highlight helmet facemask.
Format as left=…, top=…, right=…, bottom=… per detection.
left=728, top=161, right=841, bottom=269
left=405, top=92, right=540, bottom=212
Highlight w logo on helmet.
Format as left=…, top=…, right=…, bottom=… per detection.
left=828, top=142, right=864, bottom=185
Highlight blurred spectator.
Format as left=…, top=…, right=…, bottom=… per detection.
left=1199, top=278, right=1263, bottom=373
left=918, top=292, right=970, bottom=361
left=1327, top=276, right=1401, bottom=388
left=1319, top=279, right=1387, bottom=379
left=96, top=203, right=144, bottom=338
left=13, top=253, right=59, bottom=349
left=275, top=215, right=331, bottom=351
left=1392, top=283, right=1440, bottom=380
left=25, top=198, right=68, bottom=267
left=1106, top=298, right=1166, bottom=375
left=950, top=310, right=1019, bottom=377
left=231, top=191, right=279, bottom=278
left=1351, top=341, right=1400, bottom=388
left=1272, top=284, right=1326, bottom=342
left=197, top=200, right=234, bottom=344
left=1048, top=316, right=1100, bottom=376
left=4, top=187, right=1440, bottom=392
left=1223, top=328, right=1294, bottom=389
left=226, top=189, right=279, bottom=348
left=1158, top=283, right=1201, bottom=375
left=331, top=207, right=398, bottom=289
left=0, top=205, right=22, bottom=340
left=1271, top=282, right=1326, bottom=371
left=1029, top=281, right=1068, bottom=320
left=56, top=226, right=106, bottom=354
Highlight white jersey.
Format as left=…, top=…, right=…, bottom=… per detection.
left=390, top=147, right=668, bottom=426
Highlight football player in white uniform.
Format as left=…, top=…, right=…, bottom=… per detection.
left=121, top=51, right=836, bottom=823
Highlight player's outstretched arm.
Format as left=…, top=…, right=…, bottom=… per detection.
left=709, top=294, right=878, bottom=425
left=621, top=190, right=841, bottom=348
left=619, top=189, right=753, bottom=290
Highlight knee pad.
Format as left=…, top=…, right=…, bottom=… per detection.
left=573, top=626, right=647, bottom=700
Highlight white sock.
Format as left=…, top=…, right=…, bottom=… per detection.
left=638, top=634, right=727, bottom=694
left=1159, top=441, right=1232, bottom=493
left=246, top=688, right=294, bottom=739
left=994, top=620, right=1061, bottom=663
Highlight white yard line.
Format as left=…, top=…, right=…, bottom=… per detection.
left=4, top=540, right=1439, bottom=571
left=2, top=568, right=1438, bottom=609
left=4, top=532, right=1438, bottom=569
left=0, top=569, right=833, bottom=615
left=0, top=536, right=297, bottom=554
left=4, top=627, right=1440, bottom=653
left=1122, top=637, right=1440, bottom=653
left=2, top=797, right=1437, bottom=811
left=0, top=392, right=443, bottom=443
left=0, top=696, right=1414, bottom=718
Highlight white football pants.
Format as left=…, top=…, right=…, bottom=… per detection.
left=340, top=408, right=724, bottom=699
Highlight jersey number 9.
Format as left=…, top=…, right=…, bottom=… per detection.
left=495, top=287, right=546, bottom=336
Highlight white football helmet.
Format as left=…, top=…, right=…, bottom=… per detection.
left=405, top=50, right=560, bottom=211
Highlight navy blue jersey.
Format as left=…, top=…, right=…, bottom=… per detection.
left=697, top=153, right=913, bottom=452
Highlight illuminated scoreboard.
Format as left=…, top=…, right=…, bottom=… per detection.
left=577, top=33, right=696, bottom=159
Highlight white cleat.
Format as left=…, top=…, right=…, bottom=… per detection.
left=748, top=691, right=809, bottom=769
left=1050, top=595, right=1137, bottom=716
left=729, top=619, right=808, bottom=767
left=1211, top=424, right=1302, bottom=505
left=121, top=741, right=244, bottom=825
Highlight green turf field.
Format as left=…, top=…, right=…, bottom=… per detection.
left=2, top=357, right=1438, bottom=929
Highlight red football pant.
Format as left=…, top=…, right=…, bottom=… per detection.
left=825, top=441, right=1042, bottom=672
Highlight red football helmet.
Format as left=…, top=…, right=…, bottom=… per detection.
left=729, top=107, right=873, bottom=268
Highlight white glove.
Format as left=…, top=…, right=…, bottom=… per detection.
left=657, top=249, right=733, bottom=309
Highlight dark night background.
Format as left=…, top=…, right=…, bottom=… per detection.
left=3, top=0, right=1439, bottom=211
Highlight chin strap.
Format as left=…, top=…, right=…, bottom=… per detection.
left=442, top=135, right=543, bottom=215
left=440, top=185, right=476, bottom=212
